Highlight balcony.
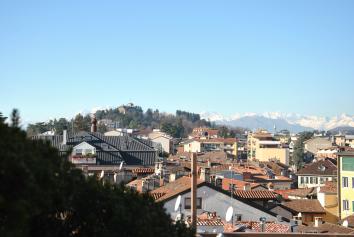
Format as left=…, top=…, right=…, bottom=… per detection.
left=70, top=154, right=97, bottom=164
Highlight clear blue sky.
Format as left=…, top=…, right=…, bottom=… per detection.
left=1, top=0, right=354, bottom=122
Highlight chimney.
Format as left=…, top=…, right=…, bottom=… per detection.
left=243, top=172, right=252, bottom=181
left=169, top=173, right=177, bottom=182
left=62, top=129, right=67, bottom=145
left=91, top=115, right=97, bottom=133
left=207, top=160, right=211, bottom=167
left=243, top=183, right=251, bottom=191
left=200, top=167, right=210, bottom=182
left=314, top=217, right=323, bottom=227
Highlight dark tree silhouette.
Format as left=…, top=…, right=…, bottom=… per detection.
left=0, top=112, right=193, bottom=237
left=10, top=109, right=20, bottom=128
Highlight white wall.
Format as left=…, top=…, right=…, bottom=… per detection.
left=163, top=185, right=279, bottom=223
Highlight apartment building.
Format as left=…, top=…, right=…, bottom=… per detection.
left=247, top=131, right=289, bottom=165
left=338, top=152, right=354, bottom=220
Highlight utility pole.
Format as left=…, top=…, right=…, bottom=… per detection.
left=191, top=152, right=197, bottom=232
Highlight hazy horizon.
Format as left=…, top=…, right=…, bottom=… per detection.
left=1, top=1, right=354, bottom=122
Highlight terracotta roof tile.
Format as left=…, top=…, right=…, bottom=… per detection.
left=150, top=176, right=204, bottom=202
left=282, top=199, right=326, bottom=214
left=298, top=222, right=354, bottom=234
left=233, top=190, right=278, bottom=200
left=297, top=159, right=337, bottom=176
left=319, top=181, right=337, bottom=194
left=235, top=221, right=290, bottom=233
left=275, top=188, right=315, bottom=199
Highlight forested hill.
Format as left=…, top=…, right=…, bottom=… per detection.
left=26, top=105, right=212, bottom=138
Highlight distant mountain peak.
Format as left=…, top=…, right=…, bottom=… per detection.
left=200, top=112, right=354, bottom=132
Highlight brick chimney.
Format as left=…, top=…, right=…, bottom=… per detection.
left=243, top=172, right=252, bottom=181
left=91, top=115, right=97, bottom=133
left=200, top=167, right=210, bottom=182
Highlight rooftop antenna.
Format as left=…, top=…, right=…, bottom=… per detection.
left=174, top=195, right=183, bottom=221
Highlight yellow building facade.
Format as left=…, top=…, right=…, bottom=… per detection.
left=338, top=152, right=354, bottom=220
left=247, top=131, right=289, bottom=165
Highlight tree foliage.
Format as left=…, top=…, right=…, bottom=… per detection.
left=10, top=109, right=20, bottom=128
left=291, top=131, right=314, bottom=169
left=0, top=115, right=193, bottom=237
left=27, top=106, right=211, bottom=138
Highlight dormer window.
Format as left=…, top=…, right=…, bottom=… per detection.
left=75, top=149, right=83, bottom=155
left=72, top=142, right=96, bottom=157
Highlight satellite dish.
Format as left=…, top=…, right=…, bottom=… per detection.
left=225, top=206, right=234, bottom=222
left=175, top=195, right=182, bottom=212
left=99, top=170, right=104, bottom=179
left=119, top=161, right=124, bottom=171
left=343, top=220, right=349, bottom=227
left=113, top=173, right=117, bottom=183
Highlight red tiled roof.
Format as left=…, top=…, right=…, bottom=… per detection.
left=282, top=199, right=326, bottom=214
left=222, top=178, right=262, bottom=191
left=319, top=181, right=337, bottom=194
left=298, top=222, right=354, bottom=234
left=195, top=218, right=224, bottom=226
left=233, top=190, right=278, bottom=200
left=235, top=221, right=290, bottom=233
left=150, top=192, right=166, bottom=200
left=253, top=175, right=292, bottom=182
left=150, top=176, right=204, bottom=202
left=275, top=188, right=316, bottom=199
left=297, top=159, right=337, bottom=176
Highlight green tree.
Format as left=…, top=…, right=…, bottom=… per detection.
left=291, top=131, right=314, bottom=169
left=97, top=122, right=108, bottom=133
left=73, top=113, right=89, bottom=132
left=0, top=114, right=193, bottom=237
left=0, top=112, right=7, bottom=124
left=10, top=109, right=20, bottom=128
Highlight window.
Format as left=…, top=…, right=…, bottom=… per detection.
left=235, top=214, right=242, bottom=221
left=320, top=178, right=324, bottom=184
left=85, top=149, right=93, bottom=154
left=342, top=157, right=354, bottom=171
left=343, top=200, right=349, bottom=211
left=300, top=177, right=304, bottom=184
left=310, top=177, right=314, bottom=184
left=184, top=197, right=202, bottom=209
left=305, top=177, right=309, bottom=184
left=75, top=149, right=83, bottom=155
left=343, top=177, right=349, bottom=188
left=352, top=177, right=354, bottom=189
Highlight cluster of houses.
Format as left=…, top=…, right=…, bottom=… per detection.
left=34, top=117, right=354, bottom=235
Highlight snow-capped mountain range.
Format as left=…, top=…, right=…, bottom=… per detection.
left=200, top=112, right=354, bottom=133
